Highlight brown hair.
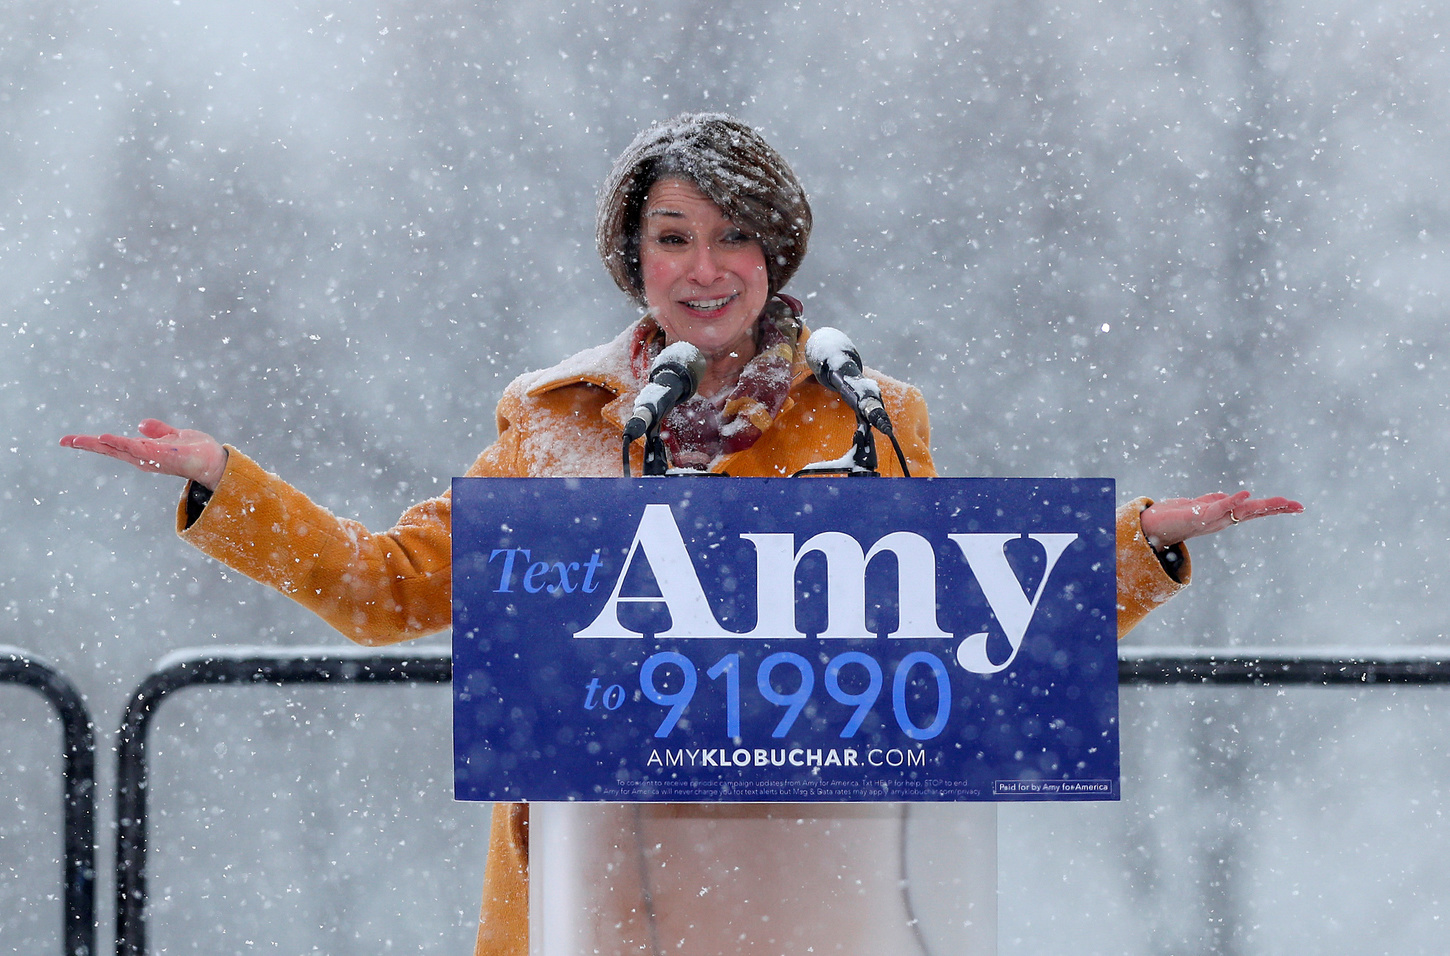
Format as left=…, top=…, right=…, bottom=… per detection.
left=596, top=113, right=813, bottom=306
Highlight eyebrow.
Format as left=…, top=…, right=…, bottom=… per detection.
left=643, top=207, right=684, bottom=219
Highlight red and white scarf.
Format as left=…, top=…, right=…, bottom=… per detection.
left=628, top=295, right=803, bottom=470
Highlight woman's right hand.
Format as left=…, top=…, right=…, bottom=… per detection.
left=60, top=419, right=228, bottom=491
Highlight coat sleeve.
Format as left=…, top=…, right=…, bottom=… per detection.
left=168, top=387, right=534, bottom=954
left=883, top=386, right=1192, bottom=635
left=174, top=387, right=530, bottom=646
left=1116, top=496, right=1191, bottom=638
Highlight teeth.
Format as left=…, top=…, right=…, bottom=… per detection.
left=686, top=295, right=734, bottom=310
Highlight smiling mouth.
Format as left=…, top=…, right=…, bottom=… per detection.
left=683, top=294, right=737, bottom=312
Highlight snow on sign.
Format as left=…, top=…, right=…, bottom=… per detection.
left=451, top=478, right=1119, bottom=803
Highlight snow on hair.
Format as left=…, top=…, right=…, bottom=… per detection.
left=596, top=112, right=813, bottom=306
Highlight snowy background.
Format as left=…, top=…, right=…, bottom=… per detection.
left=3, top=0, right=1448, bottom=952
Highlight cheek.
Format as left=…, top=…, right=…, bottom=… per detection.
left=737, top=249, right=769, bottom=294
left=638, top=256, right=669, bottom=308
left=724, top=245, right=766, bottom=279
left=639, top=251, right=675, bottom=302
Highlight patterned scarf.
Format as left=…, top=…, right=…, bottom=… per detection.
left=628, top=294, right=803, bottom=470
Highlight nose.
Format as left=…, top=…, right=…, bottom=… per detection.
left=685, top=241, right=727, bottom=286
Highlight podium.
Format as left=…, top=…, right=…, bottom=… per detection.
left=531, top=802, right=997, bottom=955
left=452, top=478, right=1120, bottom=955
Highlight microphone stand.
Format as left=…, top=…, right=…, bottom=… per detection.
left=793, top=411, right=880, bottom=477
left=846, top=417, right=879, bottom=473
left=641, top=430, right=671, bottom=477
left=622, top=421, right=706, bottom=477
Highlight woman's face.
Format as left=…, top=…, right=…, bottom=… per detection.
left=639, top=178, right=768, bottom=371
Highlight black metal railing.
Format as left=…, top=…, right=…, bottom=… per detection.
left=113, top=646, right=451, bottom=956
left=110, top=647, right=1450, bottom=956
left=1119, top=647, right=1450, bottom=685
left=1, top=645, right=97, bottom=956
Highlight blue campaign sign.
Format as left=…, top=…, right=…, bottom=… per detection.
left=451, top=477, right=1119, bottom=803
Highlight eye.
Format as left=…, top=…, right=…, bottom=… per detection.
left=722, top=229, right=752, bottom=244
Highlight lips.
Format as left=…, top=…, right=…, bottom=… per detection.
left=682, top=293, right=738, bottom=313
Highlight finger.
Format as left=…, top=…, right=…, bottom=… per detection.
left=1188, top=496, right=1229, bottom=525
left=63, top=433, right=147, bottom=459
left=95, top=435, right=172, bottom=468
left=63, top=436, right=140, bottom=469
left=138, top=419, right=177, bottom=439
left=60, top=434, right=108, bottom=453
left=1238, top=497, right=1305, bottom=519
left=1258, top=496, right=1303, bottom=511
left=92, top=434, right=140, bottom=454
left=78, top=434, right=138, bottom=458
left=1211, top=490, right=1253, bottom=520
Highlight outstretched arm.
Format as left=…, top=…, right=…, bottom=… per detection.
left=60, top=419, right=228, bottom=491
left=1139, top=490, right=1303, bottom=550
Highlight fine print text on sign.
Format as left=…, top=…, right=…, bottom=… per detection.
left=451, top=478, right=1119, bottom=803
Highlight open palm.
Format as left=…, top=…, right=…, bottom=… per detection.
left=1139, top=490, right=1304, bottom=549
left=60, top=419, right=228, bottom=490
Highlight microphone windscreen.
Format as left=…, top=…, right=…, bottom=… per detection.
left=654, top=342, right=707, bottom=395
left=804, top=327, right=861, bottom=378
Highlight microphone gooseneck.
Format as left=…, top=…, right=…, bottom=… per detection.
left=798, top=326, right=911, bottom=478
left=804, top=328, right=894, bottom=436
left=623, top=342, right=708, bottom=443
left=622, top=342, right=708, bottom=476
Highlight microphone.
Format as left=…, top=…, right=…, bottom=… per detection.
left=804, top=327, right=893, bottom=435
left=623, top=342, right=707, bottom=442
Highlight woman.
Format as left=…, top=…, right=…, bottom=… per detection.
left=63, top=113, right=1301, bottom=955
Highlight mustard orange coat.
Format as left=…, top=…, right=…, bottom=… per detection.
left=176, top=324, right=1188, bottom=956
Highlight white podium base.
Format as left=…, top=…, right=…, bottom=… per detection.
left=531, top=802, right=996, bottom=956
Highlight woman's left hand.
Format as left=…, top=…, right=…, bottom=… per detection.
left=1139, top=490, right=1304, bottom=550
